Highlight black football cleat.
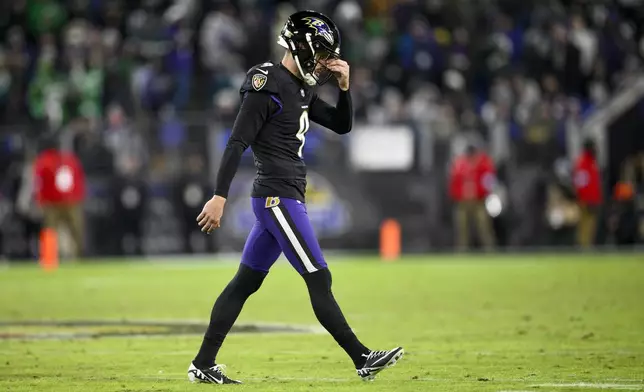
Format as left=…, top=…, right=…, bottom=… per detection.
left=188, top=362, right=242, bottom=384
left=356, top=347, right=404, bottom=381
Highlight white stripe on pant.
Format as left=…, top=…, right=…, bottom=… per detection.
left=270, top=206, right=318, bottom=273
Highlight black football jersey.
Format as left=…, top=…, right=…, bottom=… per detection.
left=214, top=61, right=353, bottom=202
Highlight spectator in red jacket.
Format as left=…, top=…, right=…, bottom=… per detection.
left=33, top=138, right=86, bottom=259
left=449, top=144, right=496, bottom=251
left=573, top=139, right=602, bottom=248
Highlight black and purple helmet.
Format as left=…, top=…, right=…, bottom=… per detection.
left=277, top=10, right=341, bottom=86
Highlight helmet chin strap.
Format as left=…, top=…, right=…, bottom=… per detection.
left=300, top=33, right=320, bottom=86
left=293, top=55, right=317, bottom=86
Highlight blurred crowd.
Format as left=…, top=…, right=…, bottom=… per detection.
left=1, top=0, right=643, bottom=150
left=1, top=0, right=644, bottom=257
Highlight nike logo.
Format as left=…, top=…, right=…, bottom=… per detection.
left=206, top=373, right=224, bottom=384
left=256, top=68, right=268, bottom=75
left=192, top=369, right=223, bottom=384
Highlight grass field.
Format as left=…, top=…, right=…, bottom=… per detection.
left=1, top=254, right=643, bottom=392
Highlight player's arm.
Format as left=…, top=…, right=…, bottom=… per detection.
left=198, top=92, right=275, bottom=233
left=214, top=92, right=274, bottom=198
left=309, top=59, right=352, bottom=134
left=309, top=89, right=353, bottom=134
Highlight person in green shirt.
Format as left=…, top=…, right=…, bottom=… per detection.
left=28, top=56, right=63, bottom=123
left=26, top=0, right=67, bottom=36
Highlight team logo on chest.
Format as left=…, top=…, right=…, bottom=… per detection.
left=252, top=73, right=267, bottom=91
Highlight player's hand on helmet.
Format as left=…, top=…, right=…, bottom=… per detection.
left=197, top=195, right=226, bottom=234
left=325, top=59, right=350, bottom=91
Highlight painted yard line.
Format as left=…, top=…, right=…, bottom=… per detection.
left=1, top=374, right=362, bottom=383
left=149, top=376, right=460, bottom=383
left=531, top=383, right=644, bottom=390
left=135, top=379, right=644, bottom=387
left=135, top=375, right=528, bottom=383
left=8, top=373, right=641, bottom=387
left=498, top=390, right=549, bottom=392
left=247, top=377, right=358, bottom=382
left=94, top=375, right=360, bottom=382
left=407, top=349, right=643, bottom=356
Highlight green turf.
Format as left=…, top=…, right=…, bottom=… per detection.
left=1, top=254, right=643, bottom=391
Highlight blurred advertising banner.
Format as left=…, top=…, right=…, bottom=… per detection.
left=349, top=125, right=415, bottom=171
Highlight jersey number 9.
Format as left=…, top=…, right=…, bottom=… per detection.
left=296, top=110, right=310, bottom=158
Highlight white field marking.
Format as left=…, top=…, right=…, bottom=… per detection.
left=498, top=390, right=546, bottom=392
left=107, top=375, right=644, bottom=387
left=187, top=376, right=437, bottom=383
left=133, top=376, right=357, bottom=382
left=247, top=377, right=354, bottom=382
left=407, top=350, right=641, bottom=357
left=531, top=383, right=644, bottom=390
left=243, top=377, right=447, bottom=383
left=135, top=375, right=525, bottom=383
left=43, top=374, right=644, bottom=386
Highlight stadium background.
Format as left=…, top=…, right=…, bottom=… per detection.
left=0, top=0, right=644, bottom=259
left=1, top=2, right=643, bottom=392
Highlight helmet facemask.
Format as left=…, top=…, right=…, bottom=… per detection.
left=295, top=35, right=340, bottom=86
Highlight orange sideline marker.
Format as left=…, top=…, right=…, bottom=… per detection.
left=39, top=228, right=59, bottom=270
left=379, top=218, right=401, bottom=261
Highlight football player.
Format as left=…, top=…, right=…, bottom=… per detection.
left=188, top=10, right=404, bottom=384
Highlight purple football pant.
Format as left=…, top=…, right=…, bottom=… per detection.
left=240, top=197, right=328, bottom=274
